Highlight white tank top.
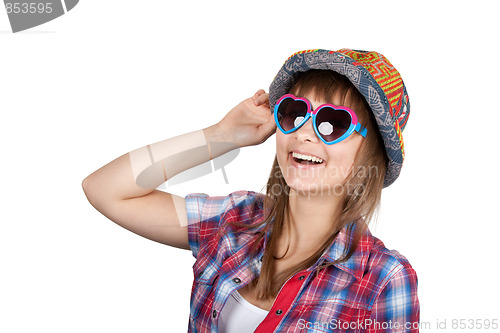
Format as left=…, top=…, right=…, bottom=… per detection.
left=218, top=290, right=269, bottom=333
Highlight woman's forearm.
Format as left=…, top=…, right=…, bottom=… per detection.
left=83, top=89, right=274, bottom=203
left=82, top=124, right=238, bottom=201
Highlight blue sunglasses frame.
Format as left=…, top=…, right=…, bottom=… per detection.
left=274, top=94, right=368, bottom=145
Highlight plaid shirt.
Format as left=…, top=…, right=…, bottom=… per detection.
left=185, top=190, right=419, bottom=333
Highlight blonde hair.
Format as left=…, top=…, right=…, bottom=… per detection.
left=225, top=70, right=388, bottom=300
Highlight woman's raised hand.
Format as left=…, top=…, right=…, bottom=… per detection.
left=215, top=89, right=277, bottom=148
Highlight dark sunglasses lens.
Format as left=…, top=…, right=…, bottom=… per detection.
left=277, top=99, right=308, bottom=131
left=315, top=107, right=351, bottom=142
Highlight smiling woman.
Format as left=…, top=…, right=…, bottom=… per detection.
left=82, top=48, right=419, bottom=333
left=233, top=68, right=395, bottom=319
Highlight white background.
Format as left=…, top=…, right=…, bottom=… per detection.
left=1, top=1, right=499, bottom=332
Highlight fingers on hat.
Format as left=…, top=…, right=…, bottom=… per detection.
left=253, top=90, right=269, bottom=106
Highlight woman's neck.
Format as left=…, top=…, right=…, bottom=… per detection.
left=275, top=190, right=343, bottom=258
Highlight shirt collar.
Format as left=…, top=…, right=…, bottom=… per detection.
left=318, top=222, right=373, bottom=282
left=248, top=214, right=373, bottom=282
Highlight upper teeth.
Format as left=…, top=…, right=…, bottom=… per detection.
left=292, top=152, right=323, bottom=163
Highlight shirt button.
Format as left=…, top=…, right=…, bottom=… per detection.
left=275, top=309, right=283, bottom=315
left=233, top=277, right=241, bottom=283
left=212, top=310, right=217, bottom=318
left=298, top=275, right=305, bottom=280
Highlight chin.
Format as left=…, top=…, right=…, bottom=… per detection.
left=286, top=177, right=344, bottom=197
left=287, top=179, right=323, bottom=194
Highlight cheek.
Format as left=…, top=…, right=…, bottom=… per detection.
left=325, top=139, right=363, bottom=179
left=327, top=153, right=355, bottom=180
left=275, top=132, right=288, bottom=161
left=276, top=130, right=286, bottom=146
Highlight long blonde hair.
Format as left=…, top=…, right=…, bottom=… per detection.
left=226, top=70, right=388, bottom=300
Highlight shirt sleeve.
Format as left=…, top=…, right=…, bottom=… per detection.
left=366, top=264, right=420, bottom=333
left=184, top=190, right=258, bottom=259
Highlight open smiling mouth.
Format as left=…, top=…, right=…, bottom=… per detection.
left=290, top=152, right=324, bottom=165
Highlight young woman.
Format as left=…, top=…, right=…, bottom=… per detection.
left=82, top=48, right=419, bottom=333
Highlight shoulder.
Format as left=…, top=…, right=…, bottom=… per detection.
left=371, top=234, right=416, bottom=275
left=186, top=190, right=267, bottom=258
left=363, top=232, right=418, bottom=302
left=226, top=190, right=265, bottom=207
left=185, top=190, right=265, bottom=220
left=185, top=190, right=268, bottom=235
left=186, top=190, right=264, bottom=207
left=220, top=190, right=267, bottom=229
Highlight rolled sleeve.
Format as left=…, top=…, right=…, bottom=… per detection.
left=367, top=264, right=420, bottom=332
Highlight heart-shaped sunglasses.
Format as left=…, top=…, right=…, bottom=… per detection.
left=274, top=94, right=368, bottom=145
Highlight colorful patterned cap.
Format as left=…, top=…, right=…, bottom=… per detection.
left=269, top=49, right=410, bottom=187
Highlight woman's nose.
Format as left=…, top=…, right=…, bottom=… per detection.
left=295, top=118, right=319, bottom=143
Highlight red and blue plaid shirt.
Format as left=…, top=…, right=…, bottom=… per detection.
left=185, top=190, right=419, bottom=333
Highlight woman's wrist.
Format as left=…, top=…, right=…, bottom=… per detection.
left=203, top=123, right=230, bottom=146
left=203, top=123, right=240, bottom=159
